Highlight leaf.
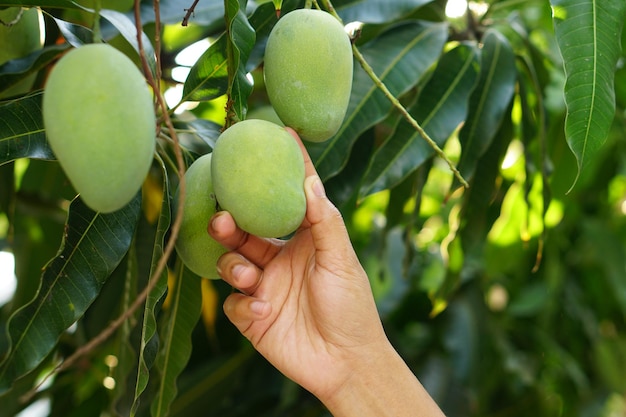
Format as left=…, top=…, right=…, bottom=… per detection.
left=224, top=0, right=255, bottom=120
left=0, top=92, right=55, bottom=164
left=550, top=0, right=626, bottom=188
left=150, top=265, right=203, bottom=417
left=0, top=45, right=67, bottom=97
left=131, top=157, right=171, bottom=415
left=99, top=9, right=158, bottom=76
left=359, top=43, right=480, bottom=198
left=455, top=29, right=516, bottom=186
left=310, top=21, right=449, bottom=181
left=182, top=34, right=229, bottom=102
left=0, top=193, right=142, bottom=394
left=335, top=0, right=433, bottom=24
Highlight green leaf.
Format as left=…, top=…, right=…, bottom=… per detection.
left=0, top=193, right=141, bottom=394
left=455, top=29, right=516, bottom=186
left=0, top=45, right=67, bottom=98
left=131, top=157, right=171, bottom=416
left=99, top=9, right=158, bottom=76
left=0, top=92, right=54, bottom=164
left=359, top=43, right=480, bottom=198
left=310, top=21, right=449, bottom=181
left=225, top=0, right=256, bottom=120
left=335, top=0, right=433, bottom=24
left=150, top=265, right=203, bottom=417
left=182, top=34, right=229, bottom=102
left=550, top=0, right=626, bottom=188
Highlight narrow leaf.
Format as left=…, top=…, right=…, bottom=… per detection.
left=455, top=29, right=516, bottom=185
left=131, top=158, right=171, bottom=415
left=0, top=45, right=67, bottom=97
left=0, top=92, right=54, bottom=164
left=360, top=43, right=480, bottom=198
left=0, top=193, right=142, bottom=394
left=150, top=265, right=203, bottom=417
left=551, top=0, right=626, bottom=188
left=310, top=21, right=449, bottom=181
left=336, top=0, right=433, bottom=24
left=225, top=0, right=256, bottom=120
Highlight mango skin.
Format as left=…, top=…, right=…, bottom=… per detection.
left=264, top=9, right=353, bottom=143
left=43, top=44, right=156, bottom=213
left=175, top=154, right=227, bottom=279
left=211, top=119, right=306, bottom=238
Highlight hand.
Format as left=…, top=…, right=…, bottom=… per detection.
left=208, top=129, right=445, bottom=417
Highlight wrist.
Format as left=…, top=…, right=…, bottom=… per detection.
left=320, top=341, right=444, bottom=417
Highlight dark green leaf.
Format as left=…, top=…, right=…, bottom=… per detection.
left=150, top=265, right=203, bottom=417
left=52, top=16, right=93, bottom=46
left=225, top=0, right=255, bottom=120
left=131, top=157, right=171, bottom=415
left=0, top=92, right=54, bottom=164
left=360, top=43, right=480, bottom=198
left=310, top=20, right=449, bottom=181
left=182, top=34, right=229, bottom=102
left=0, top=193, right=141, bottom=394
left=336, top=0, right=433, bottom=24
left=0, top=45, right=67, bottom=98
left=455, top=29, right=516, bottom=186
left=551, top=0, right=626, bottom=188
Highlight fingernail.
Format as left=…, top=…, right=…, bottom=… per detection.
left=232, top=263, right=245, bottom=279
left=250, top=300, right=269, bottom=316
left=310, top=176, right=325, bottom=198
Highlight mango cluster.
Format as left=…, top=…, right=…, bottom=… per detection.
left=174, top=8, right=353, bottom=278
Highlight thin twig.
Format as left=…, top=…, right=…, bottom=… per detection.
left=182, top=0, right=201, bottom=26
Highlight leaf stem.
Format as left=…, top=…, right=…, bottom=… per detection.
left=319, top=0, right=469, bottom=188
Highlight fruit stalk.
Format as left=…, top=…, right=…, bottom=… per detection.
left=320, top=0, right=469, bottom=189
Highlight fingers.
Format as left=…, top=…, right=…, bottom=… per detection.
left=208, top=211, right=283, bottom=268
left=217, top=251, right=263, bottom=295
left=223, top=292, right=271, bottom=336
left=303, top=175, right=354, bottom=258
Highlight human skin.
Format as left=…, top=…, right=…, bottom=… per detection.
left=208, top=128, right=445, bottom=417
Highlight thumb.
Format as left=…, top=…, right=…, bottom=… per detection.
left=303, top=175, right=352, bottom=256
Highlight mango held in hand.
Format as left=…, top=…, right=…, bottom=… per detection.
left=43, top=43, right=156, bottom=213
left=211, top=120, right=306, bottom=238
left=264, top=9, right=353, bottom=142
left=175, top=154, right=227, bottom=279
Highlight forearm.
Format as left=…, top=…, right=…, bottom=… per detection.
left=321, top=342, right=445, bottom=417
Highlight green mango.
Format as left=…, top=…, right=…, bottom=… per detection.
left=42, top=44, right=156, bottom=213
left=211, top=119, right=306, bottom=238
left=263, top=8, right=353, bottom=142
left=0, top=7, right=44, bottom=98
left=175, top=153, right=227, bottom=279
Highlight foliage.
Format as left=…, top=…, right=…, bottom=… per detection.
left=0, top=0, right=625, bottom=416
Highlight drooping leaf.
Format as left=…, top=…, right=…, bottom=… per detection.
left=150, top=264, right=203, bottom=417
left=0, top=193, right=142, bottom=394
left=99, top=9, right=158, bottom=76
left=0, top=45, right=67, bottom=98
left=335, top=0, right=433, bottom=24
left=310, top=20, right=449, bottom=181
left=131, top=157, right=171, bottom=416
left=550, top=0, right=626, bottom=188
left=455, top=29, right=516, bottom=187
left=0, top=92, right=54, bottom=164
left=224, top=0, right=255, bottom=120
left=359, top=43, right=480, bottom=198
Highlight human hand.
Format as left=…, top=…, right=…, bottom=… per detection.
left=207, top=128, right=388, bottom=401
